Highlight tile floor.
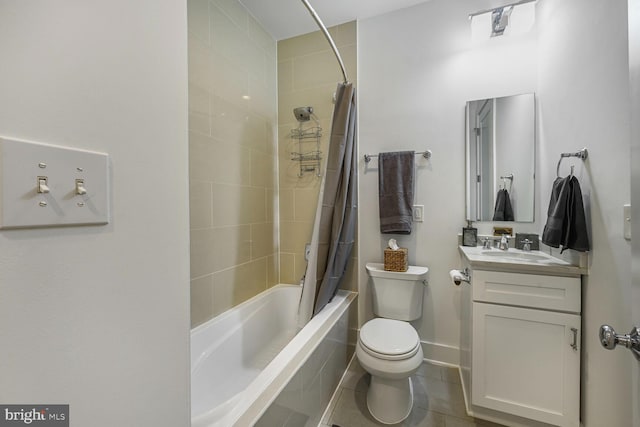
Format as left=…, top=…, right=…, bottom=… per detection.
left=319, top=358, right=506, bottom=427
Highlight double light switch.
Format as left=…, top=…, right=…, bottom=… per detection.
left=0, top=137, right=110, bottom=228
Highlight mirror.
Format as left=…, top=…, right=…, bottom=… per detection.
left=465, top=93, right=535, bottom=222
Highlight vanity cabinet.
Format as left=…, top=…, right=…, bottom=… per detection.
left=458, top=247, right=583, bottom=427
left=471, top=270, right=580, bottom=427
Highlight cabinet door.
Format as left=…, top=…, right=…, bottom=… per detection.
left=472, top=303, right=580, bottom=427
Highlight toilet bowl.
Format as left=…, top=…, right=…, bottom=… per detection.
left=356, top=318, right=423, bottom=424
left=357, top=263, right=429, bottom=424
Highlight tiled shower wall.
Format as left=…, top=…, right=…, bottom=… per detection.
left=188, top=0, right=279, bottom=327
left=277, top=22, right=358, bottom=290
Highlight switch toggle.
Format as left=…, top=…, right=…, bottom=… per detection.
left=75, top=179, right=87, bottom=195
left=37, top=176, right=50, bottom=194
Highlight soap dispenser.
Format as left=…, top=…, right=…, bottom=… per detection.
left=462, top=220, right=478, bottom=247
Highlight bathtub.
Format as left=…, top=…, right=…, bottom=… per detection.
left=191, top=284, right=356, bottom=427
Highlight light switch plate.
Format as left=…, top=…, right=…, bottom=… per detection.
left=0, top=136, right=109, bottom=229
left=413, top=205, right=424, bottom=222
left=624, top=204, right=631, bottom=240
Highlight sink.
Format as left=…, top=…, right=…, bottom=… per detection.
left=480, top=250, right=548, bottom=261
left=458, top=245, right=584, bottom=275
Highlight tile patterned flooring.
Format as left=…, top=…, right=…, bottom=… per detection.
left=319, top=359, right=506, bottom=427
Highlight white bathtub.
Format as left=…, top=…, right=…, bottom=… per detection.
left=191, top=284, right=355, bottom=427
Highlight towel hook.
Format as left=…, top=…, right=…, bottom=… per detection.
left=499, top=173, right=513, bottom=192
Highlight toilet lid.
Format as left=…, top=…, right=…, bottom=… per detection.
left=359, top=318, right=420, bottom=358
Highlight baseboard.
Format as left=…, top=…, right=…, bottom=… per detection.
left=420, top=340, right=460, bottom=366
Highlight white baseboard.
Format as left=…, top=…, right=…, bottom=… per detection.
left=420, top=340, right=460, bottom=366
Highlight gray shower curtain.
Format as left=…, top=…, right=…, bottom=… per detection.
left=299, top=82, right=357, bottom=321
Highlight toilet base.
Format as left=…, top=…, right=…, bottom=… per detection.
left=366, top=375, right=414, bottom=424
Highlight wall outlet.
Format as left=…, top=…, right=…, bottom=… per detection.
left=413, top=205, right=424, bottom=222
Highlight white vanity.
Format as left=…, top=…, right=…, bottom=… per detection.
left=458, top=246, right=585, bottom=427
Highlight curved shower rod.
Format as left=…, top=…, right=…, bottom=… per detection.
left=300, top=0, right=350, bottom=84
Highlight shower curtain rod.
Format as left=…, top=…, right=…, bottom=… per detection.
left=300, top=0, right=349, bottom=84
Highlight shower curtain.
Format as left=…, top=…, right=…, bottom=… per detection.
left=298, top=82, right=357, bottom=325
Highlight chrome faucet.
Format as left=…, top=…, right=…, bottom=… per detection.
left=482, top=237, right=492, bottom=249
left=499, top=234, right=510, bottom=251
left=521, top=238, right=533, bottom=252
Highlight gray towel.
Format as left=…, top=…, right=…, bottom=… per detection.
left=492, top=189, right=514, bottom=221
left=378, top=151, right=414, bottom=234
left=542, top=176, right=589, bottom=253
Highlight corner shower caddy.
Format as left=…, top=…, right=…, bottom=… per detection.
left=290, top=125, right=322, bottom=177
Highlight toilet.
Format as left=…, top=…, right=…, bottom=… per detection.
left=356, top=262, right=429, bottom=424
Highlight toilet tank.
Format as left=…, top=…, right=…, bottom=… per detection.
left=365, top=262, right=429, bottom=321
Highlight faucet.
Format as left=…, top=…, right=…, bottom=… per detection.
left=499, top=234, right=510, bottom=251
left=521, top=238, right=533, bottom=252
left=482, top=237, right=492, bottom=249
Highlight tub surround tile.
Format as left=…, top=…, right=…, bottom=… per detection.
left=278, top=59, right=295, bottom=94
left=294, top=188, right=320, bottom=221
left=280, top=221, right=313, bottom=254
left=279, top=253, right=297, bottom=284
left=189, top=181, right=213, bottom=230
left=276, top=21, right=356, bottom=292
left=279, top=188, right=295, bottom=222
left=189, top=0, right=277, bottom=326
left=188, top=36, right=214, bottom=92
left=267, top=254, right=278, bottom=287
left=293, top=50, right=349, bottom=90
left=292, top=252, right=308, bottom=285
left=278, top=29, right=334, bottom=61
left=248, top=14, right=276, bottom=55
left=210, top=4, right=251, bottom=67
left=266, top=188, right=277, bottom=223
left=190, top=275, right=214, bottom=328
left=251, top=222, right=276, bottom=259
left=189, top=111, right=211, bottom=135
left=251, top=150, right=275, bottom=187
left=340, top=257, right=359, bottom=292
left=189, top=82, right=210, bottom=115
left=210, top=55, right=250, bottom=109
left=187, top=0, right=210, bottom=44
left=188, top=132, right=216, bottom=182
left=212, top=0, right=248, bottom=32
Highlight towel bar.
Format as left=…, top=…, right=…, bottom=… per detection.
left=364, top=150, right=432, bottom=163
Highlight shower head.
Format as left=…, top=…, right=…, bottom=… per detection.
left=293, top=106, right=314, bottom=122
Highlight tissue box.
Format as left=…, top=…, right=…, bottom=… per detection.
left=384, top=248, right=408, bottom=272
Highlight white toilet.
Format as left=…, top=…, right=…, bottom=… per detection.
left=357, top=262, right=429, bottom=424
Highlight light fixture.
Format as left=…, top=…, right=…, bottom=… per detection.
left=470, top=0, right=536, bottom=41
left=491, top=6, right=514, bottom=37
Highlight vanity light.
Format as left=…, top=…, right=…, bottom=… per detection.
left=470, top=0, right=536, bottom=41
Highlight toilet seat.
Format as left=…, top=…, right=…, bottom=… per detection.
left=359, top=318, right=420, bottom=361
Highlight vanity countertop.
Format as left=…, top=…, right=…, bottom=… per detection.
left=459, top=245, right=585, bottom=276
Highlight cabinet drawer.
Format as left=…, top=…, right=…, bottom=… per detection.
left=472, top=270, right=581, bottom=313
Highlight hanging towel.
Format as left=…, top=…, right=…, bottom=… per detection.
left=492, top=189, right=515, bottom=221
left=378, top=151, right=414, bottom=234
left=542, top=176, right=589, bottom=253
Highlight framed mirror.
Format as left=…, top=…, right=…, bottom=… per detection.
left=465, top=93, right=535, bottom=222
